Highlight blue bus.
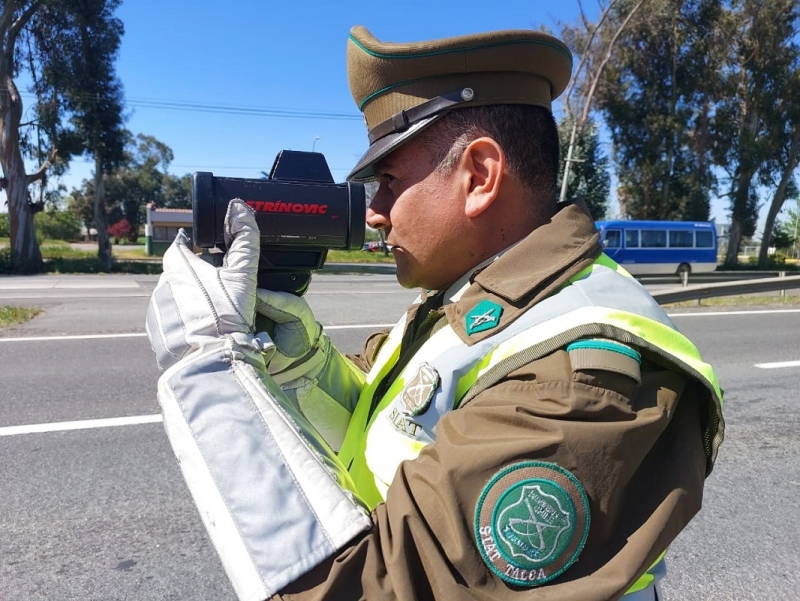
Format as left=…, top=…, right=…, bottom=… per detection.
left=595, top=220, right=718, bottom=276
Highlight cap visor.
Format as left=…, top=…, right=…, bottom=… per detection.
left=347, top=114, right=443, bottom=181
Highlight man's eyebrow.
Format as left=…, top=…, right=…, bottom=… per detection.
left=374, top=158, right=396, bottom=175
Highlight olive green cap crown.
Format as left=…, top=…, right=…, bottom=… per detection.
left=346, top=25, right=573, bottom=180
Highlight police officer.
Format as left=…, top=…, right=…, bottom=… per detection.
left=146, top=26, right=724, bottom=601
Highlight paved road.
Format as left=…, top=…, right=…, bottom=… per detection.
left=0, top=274, right=798, bottom=600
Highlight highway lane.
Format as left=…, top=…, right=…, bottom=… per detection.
left=1, top=274, right=799, bottom=600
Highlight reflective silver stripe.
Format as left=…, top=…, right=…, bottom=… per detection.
left=146, top=282, right=191, bottom=370
left=161, top=345, right=370, bottom=599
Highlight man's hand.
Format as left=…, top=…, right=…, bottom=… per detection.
left=255, top=289, right=326, bottom=384
left=145, top=199, right=269, bottom=372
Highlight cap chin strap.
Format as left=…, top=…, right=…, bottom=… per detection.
left=367, top=87, right=475, bottom=144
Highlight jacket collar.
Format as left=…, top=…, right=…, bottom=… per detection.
left=443, top=200, right=602, bottom=345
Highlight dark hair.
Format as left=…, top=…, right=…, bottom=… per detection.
left=420, top=104, right=560, bottom=205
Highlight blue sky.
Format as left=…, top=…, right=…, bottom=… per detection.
left=57, top=0, right=598, bottom=191
left=36, top=0, right=762, bottom=226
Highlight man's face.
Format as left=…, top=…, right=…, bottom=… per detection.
left=366, top=136, right=470, bottom=291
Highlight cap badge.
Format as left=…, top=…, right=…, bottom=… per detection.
left=401, top=362, right=439, bottom=416
left=465, top=300, right=503, bottom=335
left=475, top=461, right=590, bottom=587
left=461, top=87, right=475, bottom=101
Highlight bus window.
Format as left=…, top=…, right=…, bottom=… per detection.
left=696, top=230, right=714, bottom=248
left=669, top=230, right=694, bottom=248
left=625, top=229, right=639, bottom=248
left=603, top=229, right=621, bottom=249
left=641, top=230, right=667, bottom=248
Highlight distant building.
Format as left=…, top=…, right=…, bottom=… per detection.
left=145, top=202, right=193, bottom=256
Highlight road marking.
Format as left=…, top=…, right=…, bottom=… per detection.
left=668, top=308, right=800, bottom=317
left=305, top=290, right=410, bottom=295
left=4, top=306, right=797, bottom=343
left=0, top=324, right=396, bottom=343
left=325, top=323, right=394, bottom=330
left=2, top=308, right=798, bottom=342
left=754, top=360, right=800, bottom=369
left=0, top=280, right=141, bottom=289
left=0, top=414, right=163, bottom=437
left=0, top=333, right=147, bottom=343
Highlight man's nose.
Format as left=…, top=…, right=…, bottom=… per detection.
left=366, top=187, right=392, bottom=230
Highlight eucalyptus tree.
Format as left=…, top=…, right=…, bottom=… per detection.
left=556, top=0, right=645, bottom=212
left=713, top=0, right=800, bottom=268
left=69, top=133, right=192, bottom=235
left=556, top=118, right=610, bottom=219
left=0, top=0, right=124, bottom=272
left=593, top=0, right=722, bottom=221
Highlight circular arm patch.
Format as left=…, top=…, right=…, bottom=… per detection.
left=474, top=461, right=590, bottom=587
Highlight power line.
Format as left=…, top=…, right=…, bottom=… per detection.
left=14, top=90, right=362, bottom=121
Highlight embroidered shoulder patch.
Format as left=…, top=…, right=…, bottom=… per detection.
left=465, top=299, right=503, bottom=335
left=567, top=339, right=642, bottom=383
left=474, top=461, right=590, bottom=587
left=401, top=362, right=439, bottom=416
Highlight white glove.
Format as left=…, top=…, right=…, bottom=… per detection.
left=255, top=289, right=365, bottom=451
left=145, top=199, right=272, bottom=372
left=145, top=200, right=372, bottom=600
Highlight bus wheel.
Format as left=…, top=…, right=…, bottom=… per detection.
left=677, top=263, right=691, bottom=286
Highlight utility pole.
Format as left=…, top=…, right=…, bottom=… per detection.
left=559, top=121, right=584, bottom=204
left=794, top=198, right=800, bottom=259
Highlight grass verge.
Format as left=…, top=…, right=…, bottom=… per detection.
left=0, top=305, right=41, bottom=328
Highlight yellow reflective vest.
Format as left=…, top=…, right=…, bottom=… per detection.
left=337, top=253, right=724, bottom=593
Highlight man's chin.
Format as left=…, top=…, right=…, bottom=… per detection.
left=393, top=254, right=419, bottom=290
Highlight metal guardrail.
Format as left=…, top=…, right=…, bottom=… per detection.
left=651, top=274, right=800, bottom=304
left=322, top=263, right=800, bottom=305
left=637, top=270, right=786, bottom=286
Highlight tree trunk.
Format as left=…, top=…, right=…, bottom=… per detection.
left=93, top=155, right=112, bottom=270
left=723, top=168, right=756, bottom=269
left=757, top=125, right=800, bottom=268
left=1, top=80, right=42, bottom=273
left=662, top=15, right=679, bottom=210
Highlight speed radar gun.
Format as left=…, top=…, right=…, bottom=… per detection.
left=192, top=150, right=366, bottom=295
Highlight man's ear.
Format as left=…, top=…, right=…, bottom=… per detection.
left=458, top=137, right=505, bottom=218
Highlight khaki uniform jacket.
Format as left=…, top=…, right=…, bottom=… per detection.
left=274, top=202, right=710, bottom=601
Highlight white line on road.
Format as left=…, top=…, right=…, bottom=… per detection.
left=2, top=308, right=797, bottom=343
left=0, top=324, right=396, bottom=343
left=754, top=360, right=800, bottom=369
left=0, top=281, right=141, bottom=289
left=0, top=414, right=163, bottom=437
left=0, top=332, right=147, bottom=343
left=668, top=308, right=800, bottom=317
left=325, top=323, right=395, bottom=330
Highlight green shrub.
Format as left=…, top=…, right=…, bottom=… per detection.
left=41, top=256, right=163, bottom=275
left=0, top=247, right=13, bottom=273
left=35, top=210, right=82, bottom=243
left=747, top=252, right=789, bottom=268
left=0, top=213, right=8, bottom=238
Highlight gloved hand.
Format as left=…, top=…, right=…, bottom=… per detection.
left=145, top=199, right=272, bottom=372
left=255, top=289, right=327, bottom=384
left=145, top=201, right=371, bottom=600
left=255, top=289, right=365, bottom=451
